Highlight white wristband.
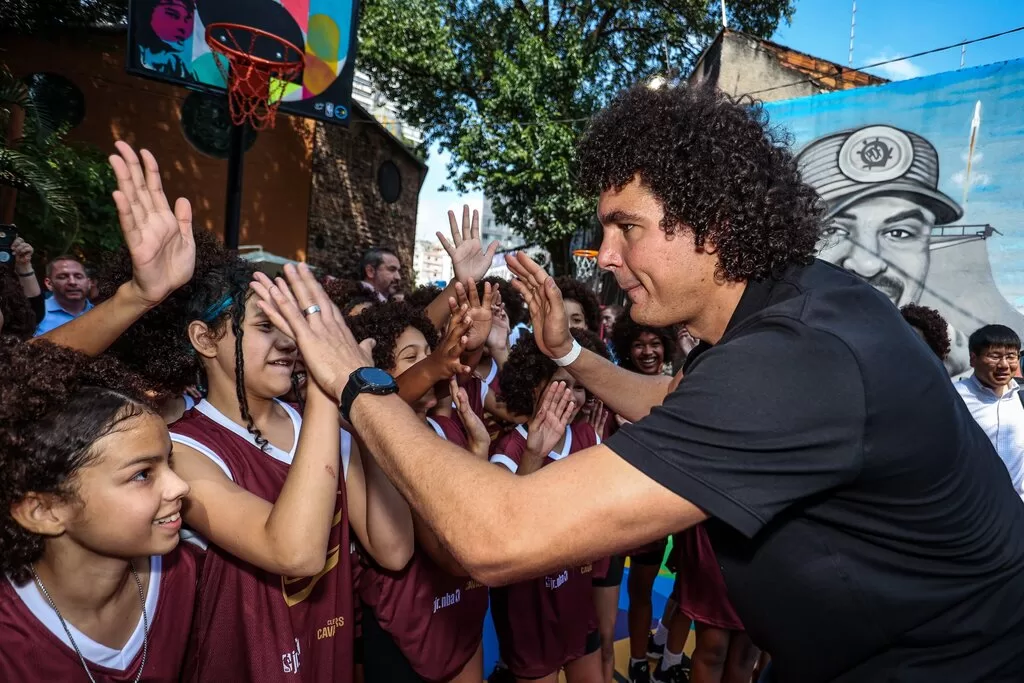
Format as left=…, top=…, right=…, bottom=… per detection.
left=553, top=339, right=582, bottom=367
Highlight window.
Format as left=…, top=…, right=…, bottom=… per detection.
left=22, top=73, right=85, bottom=132
left=179, top=91, right=257, bottom=159
left=377, top=160, right=402, bottom=204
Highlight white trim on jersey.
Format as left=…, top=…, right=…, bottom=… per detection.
left=489, top=453, right=519, bottom=473
left=514, top=424, right=573, bottom=460
left=483, top=358, right=499, bottom=386
left=193, top=399, right=298, bottom=465
left=425, top=417, right=447, bottom=440
left=10, top=556, right=162, bottom=670
left=170, top=433, right=234, bottom=481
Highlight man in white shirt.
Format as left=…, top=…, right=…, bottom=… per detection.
left=955, top=324, right=1024, bottom=501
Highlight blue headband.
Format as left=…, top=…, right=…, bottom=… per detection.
left=201, top=294, right=235, bottom=323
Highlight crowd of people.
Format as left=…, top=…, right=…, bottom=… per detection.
left=2, top=82, right=1024, bottom=683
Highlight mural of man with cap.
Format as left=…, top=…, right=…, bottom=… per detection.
left=796, top=125, right=972, bottom=375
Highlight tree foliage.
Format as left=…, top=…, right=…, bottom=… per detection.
left=0, top=0, right=128, bottom=34
left=357, top=0, right=795, bottom=271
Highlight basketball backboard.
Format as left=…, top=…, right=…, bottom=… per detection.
left=126, top=0, right=359, bottom=125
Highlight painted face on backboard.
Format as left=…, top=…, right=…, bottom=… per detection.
left=151, top=0, right=194, bottom=49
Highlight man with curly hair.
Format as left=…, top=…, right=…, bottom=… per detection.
left=262, top=83, right=1024, bottom=683
left=900, top=303, right=951, bottom=360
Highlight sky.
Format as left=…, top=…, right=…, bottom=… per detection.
left=413, top=0, right=1024, bottom=241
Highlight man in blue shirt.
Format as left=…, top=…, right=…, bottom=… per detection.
left=34, top=255, right=93, bottom=336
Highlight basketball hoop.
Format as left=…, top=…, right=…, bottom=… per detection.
left=572, top=249, right=600, bottom=286
left=205, top=23, right=304, bottom=130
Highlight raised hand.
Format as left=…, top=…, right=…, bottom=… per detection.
left=428, top=303, right=474, bottom=378
left=587, top=397, right=609, bottom=437
left=250, top=264, right=375, bottom=401
left=505, top=251, right=572, bottom=359
left=451, top=377, right=490, bottom=458
left=449, top=279, right=494, bottom=352
left=524, top=381, right=575, bottom=460
left=487, top=294, right=510, bottom=352
left=11, top=237, right=33, bottom=271
left=108, top=141, right=194, bottom=307
left=438, top=205, right=500, bottom=283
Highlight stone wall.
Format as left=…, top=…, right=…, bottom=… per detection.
left=306, top=107, right=427, bottom=282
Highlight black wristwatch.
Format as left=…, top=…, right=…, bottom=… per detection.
left=340, top=367, right=398, bottom=422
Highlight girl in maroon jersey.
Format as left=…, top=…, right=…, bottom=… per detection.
left=487, top=331, right=604, bottom=683
left=347, top=300, right=493, bottom=683
left=0, top=338, right=199, bottom=683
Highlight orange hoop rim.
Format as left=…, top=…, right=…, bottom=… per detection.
left=572, top=249, right=599, bottom=258
left=204, top=23, right=304, bottom=70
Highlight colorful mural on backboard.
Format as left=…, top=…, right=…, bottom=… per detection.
left=764, top=59, right=1024, bottom=376
left=126, top=0, right=358, bottom=124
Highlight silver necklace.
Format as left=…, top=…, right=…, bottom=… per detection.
left=30, top=561, right=149, bottom=683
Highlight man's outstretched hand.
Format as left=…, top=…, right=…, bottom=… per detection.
left=438, top=204, right=500, bottom=283
left=108, top=141, right=194, bottom=308
left=505, top=251, right=573, bottom=359
left=251, top=264, right=375, bottom=402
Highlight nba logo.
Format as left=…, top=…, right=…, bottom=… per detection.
left=325, top=103, right=334, bottom=118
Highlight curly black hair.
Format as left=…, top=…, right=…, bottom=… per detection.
left=0, top=269, right=38, bottom=340
left=611, top=313, right=677, bottom=373
left=97, top=229, right=267, bottom=448
left=554, top=276, right=600, bottom=332
left=0, top=337, right=158, bottom=584
left=406, top=284, right=443, bottom=311
left=498, top=329, right=607, bottom=417
left=347, top=301, right=440, bottom=372
left=900, top=304, right=950, bottom=360
left=481, top=276, right=527, bottom=328
left=322, top=277, right=373, bottom=312
left=577, top=83, right=823, bottom=282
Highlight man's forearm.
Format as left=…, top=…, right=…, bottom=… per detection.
left=568, top=348, right=671, bottom=421
left=350, top=392, right=520, bottom=582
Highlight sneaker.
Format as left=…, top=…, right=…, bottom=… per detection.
left=630, top=659, right=652, bottom=683
left=653, top=662, right=689, bottom=683
left=646, top=633, right=665, bottom=659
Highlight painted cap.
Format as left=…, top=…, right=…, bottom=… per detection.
left=795, top=125, right=962, bottom=225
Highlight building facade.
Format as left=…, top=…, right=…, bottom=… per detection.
left=1, top=27, right=426, bottom=279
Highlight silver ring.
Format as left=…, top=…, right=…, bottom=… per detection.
left=302, top=304, right=322, bottom=317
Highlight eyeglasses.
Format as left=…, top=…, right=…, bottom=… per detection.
left=983, top=352, right=1021, bottom=363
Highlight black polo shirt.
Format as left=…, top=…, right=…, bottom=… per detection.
left=606, top=259, right=1024, bottom=683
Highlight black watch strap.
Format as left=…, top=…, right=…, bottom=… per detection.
left=340, top=367, right=398, bottom=422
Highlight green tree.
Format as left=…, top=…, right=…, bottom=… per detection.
left=0, top=0, right=129, bottom=34
left=357, top=0, right=795, bottom=272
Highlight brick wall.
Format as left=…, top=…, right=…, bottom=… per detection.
left=306, top=107, right=426, bottom=282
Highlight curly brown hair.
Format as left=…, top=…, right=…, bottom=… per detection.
left=96, top=229, right=267, bottom=447
left=611, top=314, right=677, bottom=372
left=481, top=276, right=527, bottom=328
left=554, top=276, right=600, bottom=332
left=322, top=277, right=375, bottom=312
left=900, top=304, right=951, bottom=360
left=577, top=83, right=823, bottom=282
left=347, top=301, right=440, bottom=372
left=0, top=337, right=158, bottom=584
left=498, top=329, right=608, bottom=417
left=0, top=268, right=38, bottom=340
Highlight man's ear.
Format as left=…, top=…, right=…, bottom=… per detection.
left=44, top=277, right=55, bottom=293
left=10, top=492, right=70, bottom=539
left=188, top=320, right=219, bottom=359
left=364, top=264, right=376, bottom=281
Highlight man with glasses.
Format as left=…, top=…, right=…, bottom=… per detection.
left=956, top=324, right=1024, bottom=501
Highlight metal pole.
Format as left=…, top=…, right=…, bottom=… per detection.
left=224, top=122, right=246, bottom=249
left=848, top=0, right=857, bottom=66
left=721, top=0, right=728, bottom=29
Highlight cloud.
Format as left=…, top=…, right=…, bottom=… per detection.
left=864, top=52, right=927, bottom=81
left=951, top=150, right=992, bottom=190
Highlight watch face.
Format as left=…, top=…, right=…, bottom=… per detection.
left=357, top=367, right=396, bottom=388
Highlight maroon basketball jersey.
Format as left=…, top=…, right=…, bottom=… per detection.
left=357, top=416, right=488, bottom=682
left=488, top=423, right=600, bottom=678
left=0, top=543, right=202, bottom=682
left=170, top=400, right=355, bottom=682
